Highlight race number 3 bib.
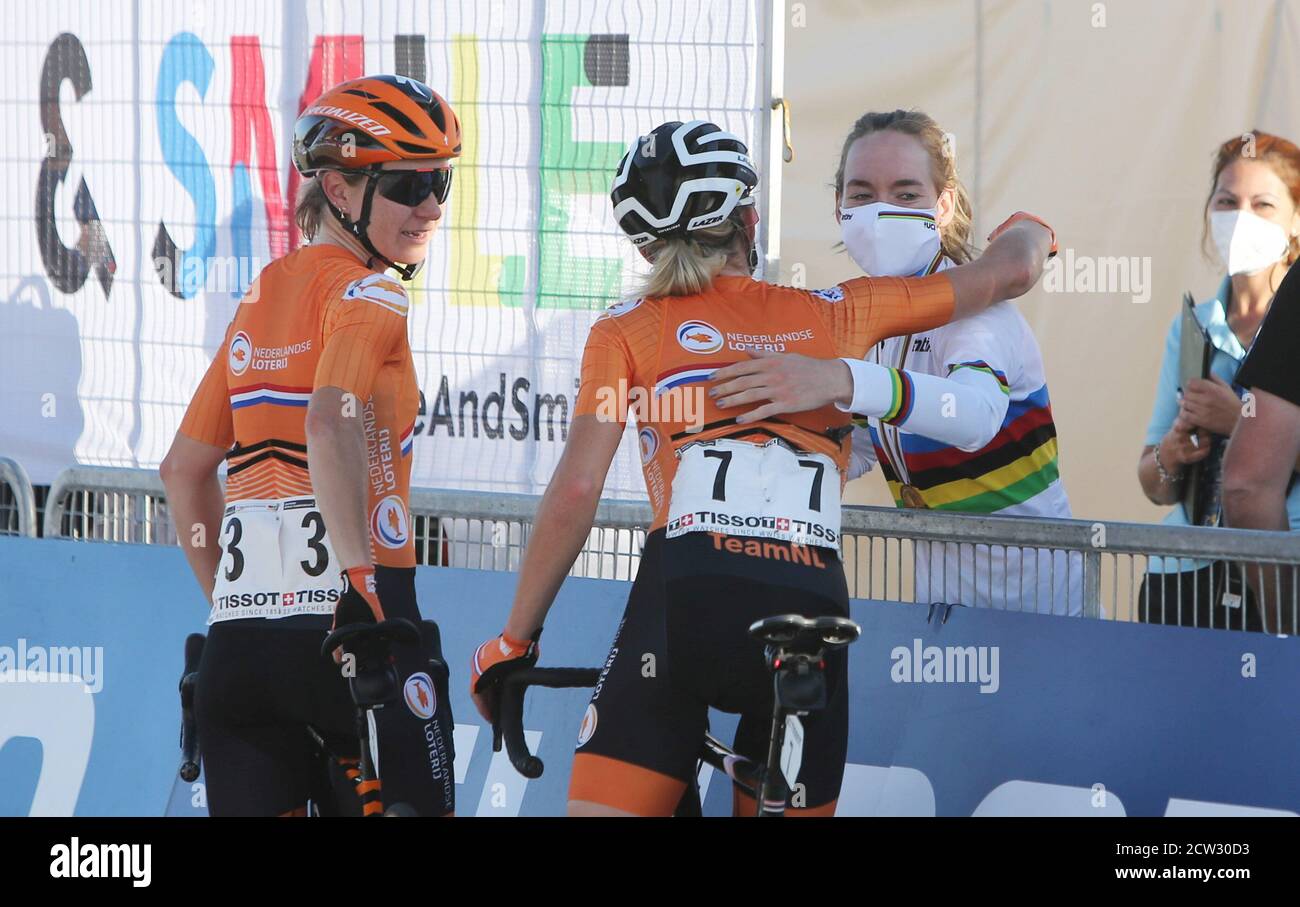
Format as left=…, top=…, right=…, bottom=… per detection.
left=666, top=439, right=841, bottom=547
left=209, top=497, right=343, bottom=624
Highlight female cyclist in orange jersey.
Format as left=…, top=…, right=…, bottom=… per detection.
left=469, top=120, right=1056, bottom=817
left=160, top=75, right=460, bottom=816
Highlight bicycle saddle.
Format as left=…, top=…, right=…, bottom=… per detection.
left=748, top=614, right=861, bottom=652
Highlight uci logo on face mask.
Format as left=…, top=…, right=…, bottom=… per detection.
left=840, top=203, right=942, bottom=277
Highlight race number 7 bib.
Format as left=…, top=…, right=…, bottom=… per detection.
left=209, top=497, right=343, bottom=624
left=666, top=438, right=841, bottom=547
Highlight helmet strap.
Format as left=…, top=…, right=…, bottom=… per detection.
left=324, top=174, right=424, bottom=282
left=730, top=209, right=760, bottom=276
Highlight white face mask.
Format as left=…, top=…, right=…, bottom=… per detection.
left=1211, top=209, right=1290, bottom=276
left=839, top=202, right=943, bottom=276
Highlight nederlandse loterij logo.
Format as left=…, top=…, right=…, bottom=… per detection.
left=638, top=427, right=659, bottom=463
left=370, top=495, right=409, bottom=548
left=576, top=704, right=598, bottom=747
left=49, top=838, right=151, bottom=887
left=676, top=320, right=724, bottom=354
left=890, top=638, right=1000, bottom=694
left=228, top=331, right=252, bottom=375
left=403, top=672, right=437, bottom=720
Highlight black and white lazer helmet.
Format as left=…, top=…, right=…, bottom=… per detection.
left=610, top=120, right=758, bottom=247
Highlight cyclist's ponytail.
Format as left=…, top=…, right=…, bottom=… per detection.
left=637, top=219, right=746, bottom=298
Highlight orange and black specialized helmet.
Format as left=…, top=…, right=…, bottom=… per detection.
left=293, top=75, right=462, bottom=279
left=293, top=74, right=462, bottom=175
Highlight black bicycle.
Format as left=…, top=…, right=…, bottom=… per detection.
left=178, top=617, right=437, bottom=817
left=492, top=613, right=861, bottom=817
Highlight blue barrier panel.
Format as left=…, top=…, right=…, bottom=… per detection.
left=839, top=601, right=1298, bottom=816
left=1, top=536, right=1296, bottom=816
left=1, top=537, right=208, bottom=816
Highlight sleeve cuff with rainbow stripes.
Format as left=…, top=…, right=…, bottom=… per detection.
left=835, top=358, right=914, bottom=425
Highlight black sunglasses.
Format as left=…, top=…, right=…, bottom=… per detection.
left=366, top=167, right=453, bottom=207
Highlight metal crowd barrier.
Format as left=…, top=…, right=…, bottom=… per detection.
left=34, top=465, right=1300, bottom=630
left=37, top=467, right=645, bottom=582
left=0, top=457, right=38, bottom=538
left=43, top=466, right=174, bottom=545
left=408, top=487, right=648, bottom=582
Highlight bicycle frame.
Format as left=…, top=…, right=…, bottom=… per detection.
left=495, top=612, right=859, bottom=817
left=177, top=617, right=428, bottom=817
left=495, top=668, right=792, bottom=816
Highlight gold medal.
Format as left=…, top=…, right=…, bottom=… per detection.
left=900, top=484, right=929, bottom=509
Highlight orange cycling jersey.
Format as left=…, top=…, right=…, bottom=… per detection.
left=179, top=244, right=420, bottom=568
left=573, top=273, right=956, bottom=533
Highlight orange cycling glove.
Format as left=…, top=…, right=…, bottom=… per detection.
left=987, top=211, right=1058, bottom=258
left=471, top=630, right=541, bottom=698
left=333, top=565, right=386, bottom=630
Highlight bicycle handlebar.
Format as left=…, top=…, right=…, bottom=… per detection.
left=488, top=614, right=860, bottom=809
left=320, top=617, right=421, bottom=661
left=495, top=667, right=601, bottom=779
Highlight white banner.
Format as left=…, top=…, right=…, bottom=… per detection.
left=0, top=0, right=767, bottom=495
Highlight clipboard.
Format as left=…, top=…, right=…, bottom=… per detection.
left=1177, top=292, right=1213, bottom=525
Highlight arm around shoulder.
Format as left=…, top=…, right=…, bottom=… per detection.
left=946, top=216, right=1054, bottom=319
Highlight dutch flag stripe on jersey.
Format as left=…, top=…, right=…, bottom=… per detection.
left=229, top=384, right=314, bottom=410
left=653, top=363, right=726, bottom=396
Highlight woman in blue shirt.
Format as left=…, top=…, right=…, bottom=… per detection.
left=1138, top=131, right=1300, bottom=630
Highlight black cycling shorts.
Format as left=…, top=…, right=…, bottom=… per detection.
left=568, top=529, right=850, bottom=815
left=194, top=566, right=456, bottom=816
